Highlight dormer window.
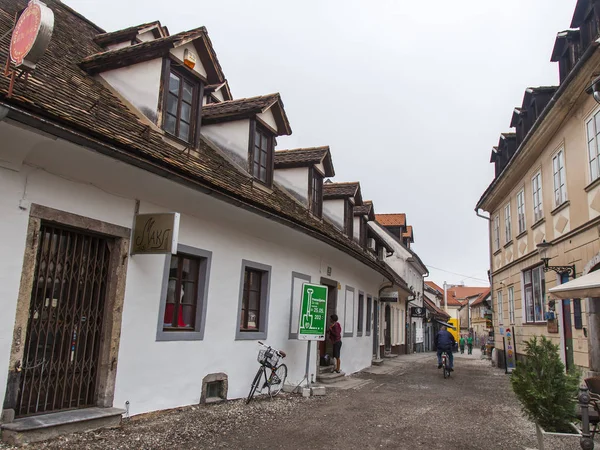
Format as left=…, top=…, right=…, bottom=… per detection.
left=251, top=124, right=274, bottom=185
left=344, top=200, right=354, bottom=237
left=164, top=68, right=201, bottom=143
left=309, top=168, right=323, bottom=217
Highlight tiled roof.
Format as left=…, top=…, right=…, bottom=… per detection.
left=424, top=297, right=450, bottom=319
left=376, top=213, right=406, bottom=227
left=425, top=281, right=443, bottom=295
left=471, top=288, right=491, bottom=307
left=202, top=94, right=292, bottom=136
left=0, top=0, right=403, bottom=288
left=82, top=27, right=205, bottom=72
left=323, top=182, right=363, bottom=205
left=204, top=81, right=232, bottom=100
left=450, top=286, right=490, bottom=301
left=354, top=200, right=374, bottom=220
left=402, top=225, right=414, bottom=242
left=93, top=21, right=163, bottom=46
left=274, top=146, right=335, bottom=177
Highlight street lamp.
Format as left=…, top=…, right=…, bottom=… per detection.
left=536, top=240, right=576, bottom=278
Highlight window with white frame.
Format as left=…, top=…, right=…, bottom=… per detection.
left=586, top=112, right=600, bottom=183
left=516, top=189, right=526, bottom=234
left=523, top=265, right=545, bottom=323
left=508, top=286, right=515, bottom=325
left=493, top=215, right=500, bottom=250
left=343, top=286, right=355, bottom=337
left=532, top=171, right=543, bottom=223
left=504, top=203, right=512, bottom=243
left=497, top=290, right=504, bottom=325
left=552, top=148, right=567, bottom=207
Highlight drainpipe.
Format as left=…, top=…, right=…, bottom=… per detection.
left=476, top=208, right=493, bottom=357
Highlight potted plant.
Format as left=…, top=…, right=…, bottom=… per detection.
left=510, top=336, right=582, bottom=450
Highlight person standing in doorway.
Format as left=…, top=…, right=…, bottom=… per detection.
left=327, top=314, right=342, bottom=373
left=459, top=335, right=465, bottom=354
left=467, top=335, right=473, bottom=355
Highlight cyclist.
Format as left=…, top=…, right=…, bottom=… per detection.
left=435, top=326, right=456, bottom=372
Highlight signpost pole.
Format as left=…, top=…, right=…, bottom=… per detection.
left=305, top=341, right=311, bottom=389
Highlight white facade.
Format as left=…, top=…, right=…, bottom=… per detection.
left=273, top=167, right=309, bottom=206
left=0, top=122, right=389, bottom=417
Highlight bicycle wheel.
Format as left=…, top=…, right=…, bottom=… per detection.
left=267, top=364, right=287, bottom=397
left=246, top=368, right=263, bottom=404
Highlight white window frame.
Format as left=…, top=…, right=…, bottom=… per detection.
left=508, top=286, right=515, bottom=325
left=516, top=188, right=526, bottom=234
left=343, top=286, right=355, bottom=338
left=493, top=214, right=500, bottom=251
left=586, top=111, right=600, bottom=183
left=497, top=290, right=504, bottom=326
left=504, top=202, right=512, bottom=243
left=532, top=171, right=543, bottom=223
left=552, top=147, right=567, bottom=207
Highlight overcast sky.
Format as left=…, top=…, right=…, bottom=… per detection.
left=65, top=0, right=578, bottom=287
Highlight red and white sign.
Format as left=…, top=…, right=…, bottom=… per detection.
left=9, top=1, right=54, bottom=69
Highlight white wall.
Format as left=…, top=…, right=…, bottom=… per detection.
left=273, top=167, right=308, bottom=206
left=212, top=89, right=225, bottom=102
left=323, top=199, right=345, bottom=230
left=353, top=217, right=361, bottom=242
left=0, top=124, right=386, bottom=417
left=257, top=108, right=277, bottom=132
left=100, top=59, right=163, bottom=124
left=170, top=43, right=208, bottom=79
left=201, top=120, right=251, bottom=171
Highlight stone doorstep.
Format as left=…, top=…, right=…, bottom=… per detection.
left=1, top=407, right=125, bottom=446
left=371, top=359, right=384, bottom=366
left=315, top=371, right=346, bottom=384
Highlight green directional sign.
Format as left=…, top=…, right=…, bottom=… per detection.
left=298, top=283, right=328, bottom=341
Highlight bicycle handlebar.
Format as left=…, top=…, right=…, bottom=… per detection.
left=257, top=341, right=286, bottom=358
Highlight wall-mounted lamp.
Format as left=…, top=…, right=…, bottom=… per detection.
left=536, top=240, right=576, bottom=278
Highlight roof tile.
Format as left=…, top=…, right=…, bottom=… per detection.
left=376, top=213, right=406, bottom=227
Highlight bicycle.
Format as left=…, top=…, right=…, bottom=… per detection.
left=246, top=341, right=287, bottom=404
left=441, top=351, right=451, bottom=379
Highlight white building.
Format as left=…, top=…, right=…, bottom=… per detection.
left=0, top=3, right=413, bottom=441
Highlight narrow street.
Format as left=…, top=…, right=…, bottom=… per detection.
left=2, top=351, right=539, bottom=450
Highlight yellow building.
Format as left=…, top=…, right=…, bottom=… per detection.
left=476, top=0, right=600, bottom=373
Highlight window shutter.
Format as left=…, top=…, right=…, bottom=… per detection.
left=573, top=298, right=583, bottom=329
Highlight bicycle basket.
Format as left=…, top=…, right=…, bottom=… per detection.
left=257, top=349, right=280, bottom=368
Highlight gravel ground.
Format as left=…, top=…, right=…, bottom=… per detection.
left=0, top=352, right=540, bottom=449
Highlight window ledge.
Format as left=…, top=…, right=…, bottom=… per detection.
left=503, top=240, right=513, bottom=249
left=585, top=176, right=600, bottom=193
left=156, top=330, right=204, bottom=341
left=516, top=230, right=528, bottom=240
left=164, top=131, right=195, bottom=149
left=493, top=248, right=502, bottom=256
left=551, top=200, right=570, bottom=216
left=235, top=331, right=268, bottom=341
left=252, top=180, right=273, bottom=194
left=343, top=332, right=354, bottom=338
left=521, top=322, right=547, bottom=326
left=531, top=217, right=545, bottom=230
left=357, top=331, right=363, bottom=337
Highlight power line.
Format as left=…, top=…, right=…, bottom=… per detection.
left=425, top=265, right=489, bottom=283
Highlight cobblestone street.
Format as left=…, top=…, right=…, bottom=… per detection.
left=0, top=351, right=542, bottom=450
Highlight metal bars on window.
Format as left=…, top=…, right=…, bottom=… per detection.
left=17, top=225, right=111, bottom=417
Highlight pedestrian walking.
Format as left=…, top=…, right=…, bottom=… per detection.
left=459, top=335, right=465, bottom=354
left=327, top=314, right=342, bottom=373
left=467, top=335, right=473, bottom=355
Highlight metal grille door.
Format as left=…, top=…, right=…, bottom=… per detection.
left=16, top=224, right=111, bottom=417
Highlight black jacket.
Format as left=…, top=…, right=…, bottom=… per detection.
left=435, top=330, right=456, bottom=351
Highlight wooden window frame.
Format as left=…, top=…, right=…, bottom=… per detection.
left=366, top=295, right=372, bottom=336
left=357, top=292, right=364, bottom=336
left=235, top=260, right=271, bottom=340
left=161, top=59, right=204, bottom=146
left=344, top=199, right=354, bottom=237
left=523, top=265, right=546, bottom=324
left=157, top=244, right=212, bottom=341
left=493, top=214, right=500, bottom=251
left=248, top=120, right=275, bottom=186
left=309, top=167, right=323, bottom=218
left=508, top=286, right=515, bottom=325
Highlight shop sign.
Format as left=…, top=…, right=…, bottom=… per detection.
left=10, top=1, right=54, bottom=70
left=411, top=306, right=426, bottom=318
left=379, top=287, right=398, bottom=302
left=131, top=213, right=180, bottom=255
left=504, top=327, right=516, bottom=373
left=298, top=283, right=328, bottom=341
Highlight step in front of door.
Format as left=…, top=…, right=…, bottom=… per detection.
left=1, top=407, right=125, bottom=446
